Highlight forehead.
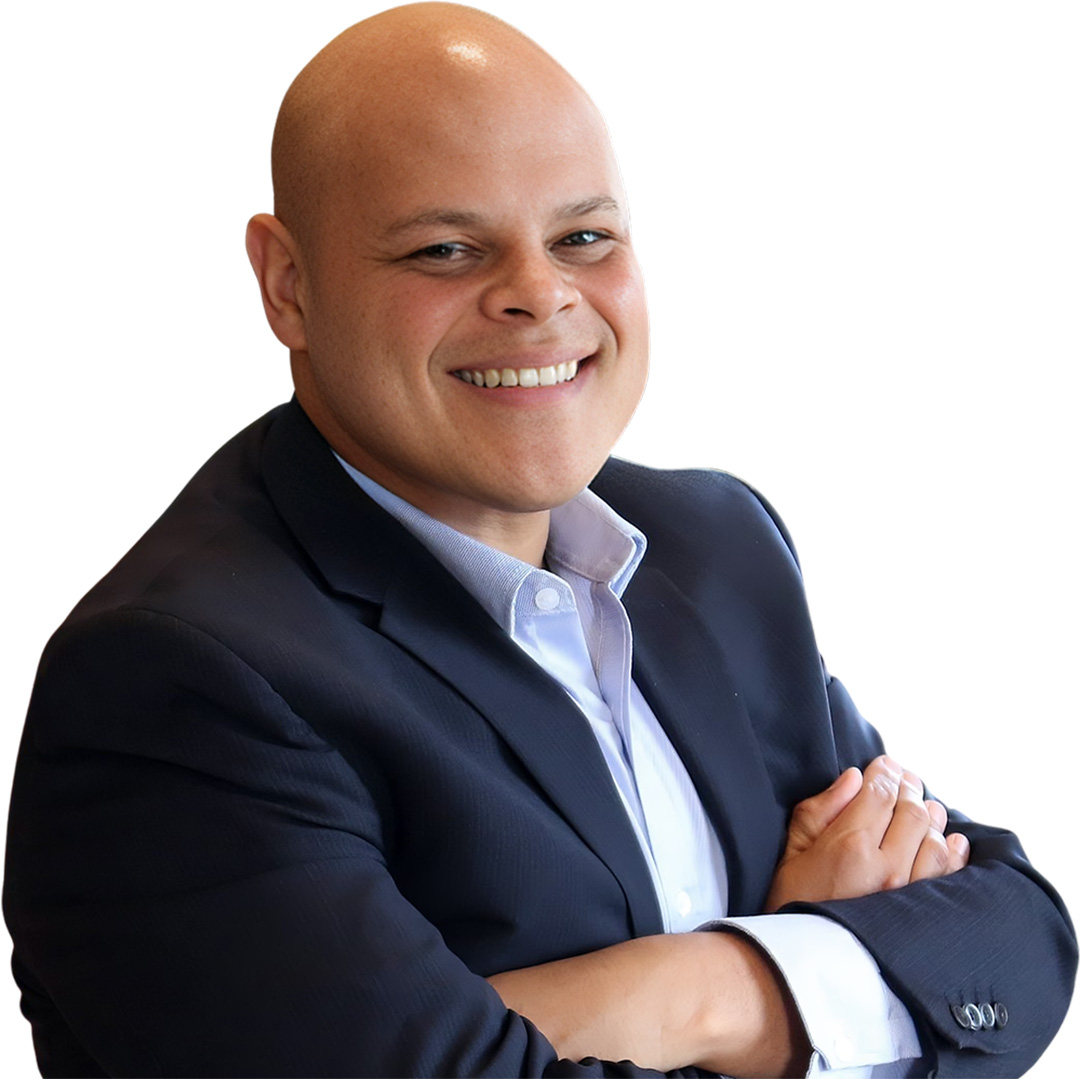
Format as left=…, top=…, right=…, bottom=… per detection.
left=332, top=90, right=623, bottom=228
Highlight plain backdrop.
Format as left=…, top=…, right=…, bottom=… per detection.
left=2, top=2, right=1076, bottom=1074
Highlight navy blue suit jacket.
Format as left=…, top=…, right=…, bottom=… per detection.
left=4, top=401, right=1075, bottom=1076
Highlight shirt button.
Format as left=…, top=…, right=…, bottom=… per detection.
left=675, top=890, right=692, bottom=917
left=534, top=587, right=560, bottom=611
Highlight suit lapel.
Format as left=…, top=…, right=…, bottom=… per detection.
left=261, top=402, right=663, bottom=937
left=625, top=564, right=787, bottom=915
left=378, top=570, right=663, bottom=937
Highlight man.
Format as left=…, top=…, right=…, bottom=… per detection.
left=4, top=4, right=1074, bottom=1076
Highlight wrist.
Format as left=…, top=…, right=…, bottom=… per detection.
left=697, top=930, right=812, bottom=1078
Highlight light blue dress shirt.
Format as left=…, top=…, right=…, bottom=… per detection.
left=336, top=456, right=923, bottom=1077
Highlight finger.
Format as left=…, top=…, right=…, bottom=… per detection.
left=912, top=808, right=971, bottom=882
left=910, top=826, right=951, bottom=883
left=784, top=767, right=863, bottom=853
left=946, top=831, right=971, bottom=872
left=828, top=756, right=904, bottom=846
left=879, top=770, right=933, bottom=881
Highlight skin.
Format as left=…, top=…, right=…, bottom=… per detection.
left=247, top=3, right=648, bottom=566
left=491, top=756, right=969, bottom=1075
left=246, top=5, right=970, bottom=1073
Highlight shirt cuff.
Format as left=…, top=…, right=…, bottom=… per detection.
left=716, top=913, right=924, bottom=1076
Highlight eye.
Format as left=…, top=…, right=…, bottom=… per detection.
left=558, top=229, right=609, bottom=247
left=408, top=242, right=469, bottom=261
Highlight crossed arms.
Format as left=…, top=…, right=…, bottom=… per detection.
left=490, top=755, right=970, bottom=1076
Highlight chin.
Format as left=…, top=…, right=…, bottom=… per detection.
left=492, top=464, right=608, bottom=514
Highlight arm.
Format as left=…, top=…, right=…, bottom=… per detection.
left=785, top=676, right=1078, bottom=1078
left=491, top=931, right=811, bottom=1078
left=489, top=757, right=966, bottom=1076
left=5, top=611, right=674, bottom=1078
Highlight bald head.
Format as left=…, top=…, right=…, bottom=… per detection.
left=247, top=3, right=647, bottom=550
left=271, top=3, right=603, bottom=258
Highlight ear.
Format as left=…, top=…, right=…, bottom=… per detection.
left=245, top=213, right=308, bottom=351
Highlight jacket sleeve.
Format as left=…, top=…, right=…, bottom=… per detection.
left=728, top=474, right=1078, bottom=1076
left=783, top=672, right=1077, bottom=1078
left=3, top=608, right=702, bottom=1079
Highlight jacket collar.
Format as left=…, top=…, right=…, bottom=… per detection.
left=260, top=400, right=664, bottom=935
left=259, top=399, right=781, bottom=921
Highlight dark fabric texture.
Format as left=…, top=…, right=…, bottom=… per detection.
left=5, top=400, right=1075, bottom=1077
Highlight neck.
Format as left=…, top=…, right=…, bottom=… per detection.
left=446, top=507, right=551, bottom=567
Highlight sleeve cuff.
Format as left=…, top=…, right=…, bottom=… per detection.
left=706, top=913, right=924, bottom=1076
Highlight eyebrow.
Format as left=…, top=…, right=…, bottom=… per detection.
left=380, top=195, right=625, bottom=238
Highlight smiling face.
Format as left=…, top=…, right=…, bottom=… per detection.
left=252, top=6, right=649, bottom=554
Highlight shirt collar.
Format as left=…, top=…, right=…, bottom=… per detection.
left=333, top=455, right=647, bottom=634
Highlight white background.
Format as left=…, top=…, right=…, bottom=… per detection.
left=2, top=1, right=1076, bottom=1074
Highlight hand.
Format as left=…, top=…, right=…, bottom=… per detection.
left=765, top=755, right=970, bottom=911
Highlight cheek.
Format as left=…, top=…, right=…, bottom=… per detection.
left=593, top=258, right=650, bottom=344
left=357, top=279, right=479, bottom=369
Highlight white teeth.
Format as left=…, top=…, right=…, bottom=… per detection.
left=455, top=359, right=581, bottom=388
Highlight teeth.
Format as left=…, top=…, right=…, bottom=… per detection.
left=456, top=359, right=580, bottom=388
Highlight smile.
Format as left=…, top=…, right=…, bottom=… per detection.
left=452, top=359, right=580, bottom=388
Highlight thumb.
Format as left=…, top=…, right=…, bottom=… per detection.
left=785, top=766, right=863, bottom=854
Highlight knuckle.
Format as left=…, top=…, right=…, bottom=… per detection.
left=925, top=799, right=948, bottom=831
left=787, top=801, right=816, bottom=836
left=894, top=798, right=930, bottom=829
left=902, top=771, right=925, bottom=798
left=923, top=833, right=951, bottom=870
left=882, top=868, right=910, bottom=890
left=866, top=773, right=899, bottom=800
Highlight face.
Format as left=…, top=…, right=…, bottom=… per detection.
left=286, top=65, right=649, bottom=536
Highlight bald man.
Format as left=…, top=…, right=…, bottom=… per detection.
left=4, top=4, right=1074, bottom=1077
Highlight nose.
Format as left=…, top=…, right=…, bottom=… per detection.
left=480, top=247, right=581, bottom=323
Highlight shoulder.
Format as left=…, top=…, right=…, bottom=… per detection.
left=591, top=457, right=801, bottom=571
left=53, top=402, right=377, bottom=683
left=66, top=406, right=291, bottom=624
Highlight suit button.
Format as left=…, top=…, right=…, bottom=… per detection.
left=980, top=1002, right=997, bottom=1029
left=964, top=1002, right=984, bottom=1030
left=951, top=1004, right=971, bottom=1029
left=994, top=1002, right=1009, bottom=1028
